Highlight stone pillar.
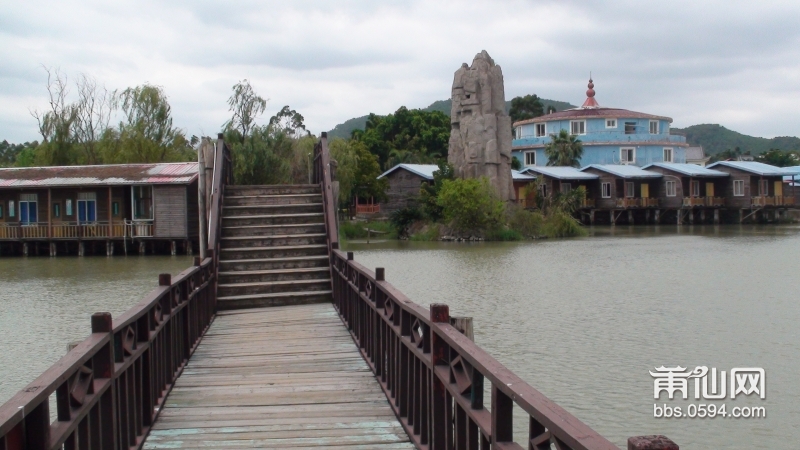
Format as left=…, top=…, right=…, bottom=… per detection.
left=714, top=209, right=720, bottom=224
left=628, top=435, right=678, bottom=450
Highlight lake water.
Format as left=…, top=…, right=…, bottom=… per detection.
left=1, top=226, right=797, bottom=449
left=0, top=256, right=193, bottom=405
left=345, top=225, right=799, bottom=450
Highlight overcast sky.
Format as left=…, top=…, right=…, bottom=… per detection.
left=3, top=0, right=800, bottom=143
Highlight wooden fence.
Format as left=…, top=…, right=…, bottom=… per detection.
left=0, top=135, right=231, bottom=450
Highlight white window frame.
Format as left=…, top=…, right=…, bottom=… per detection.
left=625, top=182, right=635, bottom=198
left=560, top=183, right=572, bottom=194
left=759, top=179, right=769, bottom=196
left=514, top=127, right=521, bottom=139
left=570, top=120, right=586, bottom=135
left=8, top=200, right=15, bottom=218
left=601, top=182, right=611, bottom=198
left=649, top=120, right=659, bottom=134
left=524, top=151, right=536, bottom=167
left=535, top=123, right=546, bottom=137
left=733, top=180, right=744, bottom=196
left=690, top=180, right=700, bottom=197
left=663, top=147, right=673, bottom=163
left=605, top=119, right=617, bottom=129
left=620, top=147, right=636, bottom=164
left=666, top=181, right=676, bottom=197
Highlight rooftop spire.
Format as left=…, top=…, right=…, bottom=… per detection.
left=581, top=75, right=599, bottom=108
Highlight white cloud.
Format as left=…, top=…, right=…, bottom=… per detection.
left=2, top=0, right=800, bottom=142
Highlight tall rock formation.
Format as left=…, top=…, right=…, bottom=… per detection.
left=448, top=50, right=514, bottom=201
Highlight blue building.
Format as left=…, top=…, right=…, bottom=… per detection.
left=511, top=79, right=688, bottom=168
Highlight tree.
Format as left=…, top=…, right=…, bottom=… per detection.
left=73, top=74, right=112, bottom=164
left=351, top=107, right=450, bottom=169
left=227, top=125, right=294, bottom=185
left=108, top=84, right=193, bottom=163
left=509, top=94, right=544, bottom=124
left=419, top=162, right=455, bottom=221
left=329, top=138, right=359, bottom=205
left=544, top=129, right=583, bottom=167
left=224, top=80, right=268, bottom=141
left=30, top=67, right=77, bottom=165
left=351, top=140, right=388, bottom=202
left=268, top=106, right=309, bottom=139
left=437, top=177, right=505, bottom=235
left=511, top=156, right=522, bottom=171
left=756, top=149, right=800, bottom=167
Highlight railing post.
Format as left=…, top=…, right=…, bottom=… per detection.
left=430, top=304, right=450, bottom=450
left=159, top=274, right=172, bottom=287
left=628, top=435, right=679, bottom=450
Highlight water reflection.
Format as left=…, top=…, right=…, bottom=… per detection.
left=345, top=225, right=800, bottom=449
left=0, top=256, right=193, bottom=404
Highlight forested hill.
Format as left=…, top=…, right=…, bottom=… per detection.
left=326, top=97, right=576, bottom=140
left=671, top=124, right=800, bottom=156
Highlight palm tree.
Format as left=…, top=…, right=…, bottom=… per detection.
left=544, top=129, right=583, bottom=167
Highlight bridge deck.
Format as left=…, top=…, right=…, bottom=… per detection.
left=143, top=303, right=414, bottom=449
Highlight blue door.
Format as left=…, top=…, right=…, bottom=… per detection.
left=19, top=201, right=37, bottom=224
left=77, top=200, right=96, bottom=224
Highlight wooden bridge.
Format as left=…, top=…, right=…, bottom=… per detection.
left=0, top=134, right=676, bottom=450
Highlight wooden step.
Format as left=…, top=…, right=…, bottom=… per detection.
left=219, top=255, right=330, bottom=271
left=226, top=185, right=321, bottom=196
left=223, top=203, right=323, bottom=217
left=222, top=213, right=325, bottom=226
left=218, top=267, right=330, bottom=284
left=224, top=193, right=322, bottom=206
left=219, top=244, right=328, bottom=260
left=218, top=279, right=331, bottom=297
left=220, top=233, right=327, bottom=248
left=216, top=290, right=333, bottom=310
left=222, top=223, right=326, bottom=237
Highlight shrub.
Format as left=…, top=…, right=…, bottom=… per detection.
left=410, top=224, right=441, bottom=241
left=339, top=220, right=397, bottom=240
left=420, top=162, right=454, bottom=221
left=506, top=204, right=544, bottom=238
left=389, top=206, right=423, bottom=238
left=437, top=177, right=505, bottom=235
left=485, top=228, right=523, bottom=241
left=541, top=210, right=588, bottom=238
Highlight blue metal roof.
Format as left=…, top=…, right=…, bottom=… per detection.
left=580, top=164, right=662, bottom=179
left=520, top=166, right=599, bottom=180
left=511, top=170, right=535, bottom=181
left=378, top=164, right=439, bottom=180
left=642, top=163, right=728, bottom=177
left=782, top=165, right=800, bottom=181
left=707, top=161, right=799, bottom=176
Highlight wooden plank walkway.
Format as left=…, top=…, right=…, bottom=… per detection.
left=144, top=303, right=414, bottom=449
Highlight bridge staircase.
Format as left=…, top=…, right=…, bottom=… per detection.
left=217, top=184, right=333, bottom=310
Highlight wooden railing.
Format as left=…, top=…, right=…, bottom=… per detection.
left=752, top=196, right=794, bottom=207
left=0, top=222, right=129, bottom=239
left=683, top=197, right=726, bottom=207
left=356, top=204, right=381, bottom=214
left=581, top=198, right=595, bottom=208
left=125, top=221, right=154, bottom=238
left=615, top=198, right=640, bottom=208
left=313, top=133, right=650, bottom=449
left=0, top=135, right=232, bottom=450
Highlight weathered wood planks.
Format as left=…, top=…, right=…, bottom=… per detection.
left=144, top=303, right=414, bottom=449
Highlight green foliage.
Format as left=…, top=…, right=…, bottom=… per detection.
left=756, top=149, right=800, bottom=167
left=339, top=220, right=397, bottom=240
left=224, top=79, right=267, bottom=140
left=389, top=205, right=423, bottom=238
left=351, top=106, right=450, bottom=169
left=673, top=124, right=800, bottom=157
left=544, top=129, right=583, bottom=167
left=511, top=156, right=522, bottom=171
left=410, top=224, right=441, bottom=241
left=484, top=228, right=523, bottom=241
left=329, top=138, right=358, bottom=204
left=506, top=204, right=544, bottom=238
left=0, top=140, right=37, bottom=167
left=419, top=162, right=454, bottom=221
left=227, top=126, right=294, bottom=185
left=541, top=210, right=587, bottom=238
left=269, top=106, right=309, bottom=138
left=509, top=94, right=544, bottom=124
left=351, top=140, right=388, bottom=201
left=437, top=177, right=505, bottom=235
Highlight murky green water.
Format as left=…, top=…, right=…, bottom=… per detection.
left=345, top=225, right=800, bottom=450
left=1, top=226, right=796, bottom=449
left=0, top=256, right=193, bottom=405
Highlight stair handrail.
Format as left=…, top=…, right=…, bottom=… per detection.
left=314, top=132, right=339, bottom=255
left=208, top=133, right=233, bottom=273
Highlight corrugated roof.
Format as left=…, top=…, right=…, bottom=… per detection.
left=513, top=107, right=671, bottom=127
left=511, top=170, right=535, bottom=181
left=642, top=163, right=728, bottom=177
left=520, top=166, right=599, bottom=180
left=581, top=164, right=662, bottom=179
left=378, top=164, right=440, bottom=180
left=783, top=165, right=800, bottom=181
left=707, top=161, right=799, bottom=176
left=0, top=162, right=198, bottom=188
left=685, top=146, right=707, bottom=161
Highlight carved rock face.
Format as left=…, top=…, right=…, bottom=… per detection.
left=448, top=50, right=514, bottom=201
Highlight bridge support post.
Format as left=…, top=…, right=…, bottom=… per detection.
left=689, top=210, right=694, bottom=224
left=627, top=210, right=633, bottom=224
left=50, top=242, right=57, bottom=257
left=23, top=242, right=29, bottom=256
left=714, top=209, right=720, bottom=224
left=186, top=240, right=193, bottom=256
left=589, top=210, right=595, bottom=225
left=139, top=241, right=146, bottom=255
left=430, top=304, right=450, bottom=450
left=628, top=435, right=678, bottom=450
left=106, top=241, right=114, bottom=256
left=654, top=209, right=660, bottom=223
left=700, top=210, right=705, bottom=223
left=171, top=240, right=177, bottom=256
left=739, top=209, right=744, bottom=224
left=78, top=241, right=85, bottom=257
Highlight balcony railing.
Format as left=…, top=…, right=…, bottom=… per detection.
left=581, top=198, right=596, bottom=208
left=126, top=220, right=154, bottom=238
left=355, top=204, right=381, bottom=215
left=752, top=196, right=795, bottom=207
left=615, top=198, right=658, bottom=208
left=0, top=221, right=134, bottom=240
left=683, top=197, right=726, bottom=207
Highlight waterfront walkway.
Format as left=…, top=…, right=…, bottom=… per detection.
left=143, top=303, right=414, bottom=449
